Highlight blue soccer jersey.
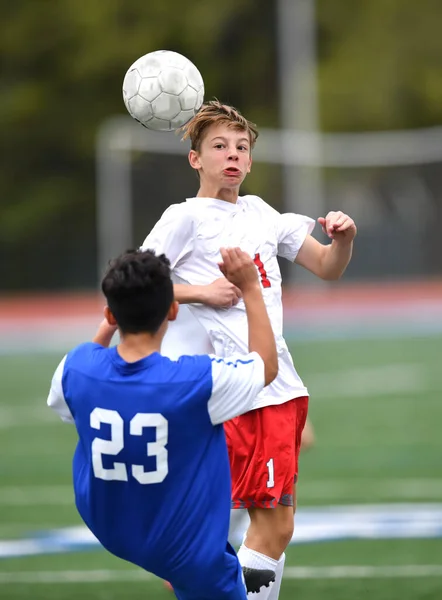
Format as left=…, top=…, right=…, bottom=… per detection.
left=47, top=342, right=264, bottom=597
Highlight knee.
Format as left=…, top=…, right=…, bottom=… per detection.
left=247, top=511, right=294, bottom=558
left=265, top=517, right=293, bottom=557
left=277, top=516, right=294, bottom=550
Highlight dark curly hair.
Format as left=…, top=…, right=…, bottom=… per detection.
left=101, top=249, right=173, bottom=334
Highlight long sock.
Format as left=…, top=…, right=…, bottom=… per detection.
left=237, top=545, right=277, bottom=599
left=228, top=509, right=250, bottom=546
left=267, top=553, right=285, bottom=600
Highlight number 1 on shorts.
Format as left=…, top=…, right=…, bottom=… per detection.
left=266, top=458, right=275, bottom=488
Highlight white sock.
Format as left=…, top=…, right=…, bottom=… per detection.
left=267, top=553, right=285, bottom=600
left=228, top=509, right=250, bottom=546
left=237, top=545, right=278, bottom=599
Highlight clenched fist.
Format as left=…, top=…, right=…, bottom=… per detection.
left=218, top=247, right=260, bottom=293
left=318, top=211, right=357, bottom=242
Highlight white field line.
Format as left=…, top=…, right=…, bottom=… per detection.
left=0, top=569, right=153, bottom=584
left=1, top=565, right=442, bottom=584
left=284, top=565, right=442, bottom=579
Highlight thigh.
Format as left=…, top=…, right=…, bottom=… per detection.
left=225, top=399, right=306, bottom=509
left=245, top=501, right=295, bottom=559
left=293, top=396, right=309, bottom=484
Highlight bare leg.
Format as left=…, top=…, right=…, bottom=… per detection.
left=300, top=418, right=315, bottom=451
left=244, top=504, right=294, bottom=560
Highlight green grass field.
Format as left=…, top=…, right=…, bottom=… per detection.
left=1, top=334, right=442, bottom=599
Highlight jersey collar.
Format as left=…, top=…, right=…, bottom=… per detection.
left=186, top=197, right=242, bottom=213
left=109, top=346, right=163, bottom=373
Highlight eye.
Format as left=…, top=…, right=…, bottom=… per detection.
left=238, top=145, right=249, bottom=152
left=214, top=143, right=224, bottom=149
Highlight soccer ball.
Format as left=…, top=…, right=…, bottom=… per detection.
left=122, top=50, right=205, bottom=132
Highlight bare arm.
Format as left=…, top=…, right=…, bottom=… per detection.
left=295, top=211, right=357, bottom=280
left=242, top=283, right=278, bottom=386
left=174, top=279, right=242, bottom=308
left=174, top=284, right=208, bottom=304
left=219, top=248, right=278, bottom=386
left=92, top=319, right=118, bottom=347
left=295, top=235, right=353, bottom=280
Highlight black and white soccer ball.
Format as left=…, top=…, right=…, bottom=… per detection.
left=122, top=50, right=205, bottom=132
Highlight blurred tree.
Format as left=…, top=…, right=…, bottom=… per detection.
left=317, top=0, right=442, bottom=131
left=1, top=0, right=442, bottom=289
left=0, top=0, right=276, bottom=289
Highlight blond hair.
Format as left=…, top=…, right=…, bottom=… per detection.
left=180, top=100, right=259, bottom=151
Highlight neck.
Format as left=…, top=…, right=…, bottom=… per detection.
left=197, top=183, right=239, bottom=204
left=117, top=332, right=162, bottom=363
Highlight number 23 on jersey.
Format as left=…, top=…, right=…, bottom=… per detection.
left=90, top=408, right=168, bottom=485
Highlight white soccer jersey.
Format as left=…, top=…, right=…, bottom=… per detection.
left=141, top=195, right=315, bottom=409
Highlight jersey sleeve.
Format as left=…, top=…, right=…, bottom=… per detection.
left=47, top=356, right=74, bottom=424
left=140, top=204, right=195, bottom=268
left=207, top=352, right=265, bottom=425
left=277, top=213, right=316, bottom=262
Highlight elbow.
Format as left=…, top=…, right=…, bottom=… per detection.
left=318, top=260, right=346, bottom=281
left=264, top=358, right=279, bottom=386
left=320, top=270, right=343, bottom=281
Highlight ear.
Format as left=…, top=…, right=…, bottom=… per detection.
left=104, top=306, right=117, bottom=326
left=247, top=155, right=252, bottom=174
left=167, top=300, right=179, bottom=322
left=188, top=149, right=201, bottom=172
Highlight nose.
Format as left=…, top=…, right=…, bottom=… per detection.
left=227, top=147, right=239, bottom=161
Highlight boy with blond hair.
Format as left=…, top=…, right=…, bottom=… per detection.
left=142, top=100, right=357, bottom=599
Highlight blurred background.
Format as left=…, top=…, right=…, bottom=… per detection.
left=1, top=1, right=442, bottom=599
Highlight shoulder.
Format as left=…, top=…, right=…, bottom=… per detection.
left=241, top=195, right=280, bottom=218
left=208, top=353, right=265, bottom=385
left=67, top=341, right=103, bottom=358
left=64, top=342, right=107, bottom=371
left=161, top=202, right=199, bottom=240
left=278, top=212, right=316, bottom=234
left=166, top=353, right=261, bottom=385
left=168, top=353, right=213, bottom=380
left=160, top=202, right=195, bottom=225
left=53, top=343, right=105, bottom=406
left=209, top=352, right=262, bottom=370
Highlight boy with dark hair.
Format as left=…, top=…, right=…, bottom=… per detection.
left=47, top=247, right=278, bottom=600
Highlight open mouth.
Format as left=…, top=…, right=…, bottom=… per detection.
left=223, top=167, right=241, bottom=176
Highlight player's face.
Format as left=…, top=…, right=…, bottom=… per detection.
left=189, top=124, right=252, bottom=188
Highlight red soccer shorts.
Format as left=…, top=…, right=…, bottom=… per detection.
left=224, top=397, right=309, bottom=509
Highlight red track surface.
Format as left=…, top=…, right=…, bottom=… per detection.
left=0, top=280, right=441, bottom=320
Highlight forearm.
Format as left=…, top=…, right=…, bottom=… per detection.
left=320, top=240, right=353, bottom=280
left=174, top=283, right=207, bottom=304
left=242, top=284, right=278, bottom=385
left=92, top=320, right=117, bottom=347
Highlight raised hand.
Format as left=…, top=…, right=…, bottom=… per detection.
left=317, top=211, right=357, bottom=242
left=92, top=317, right=119, bottom=347
left=218, top=247, right=260, bottom=292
